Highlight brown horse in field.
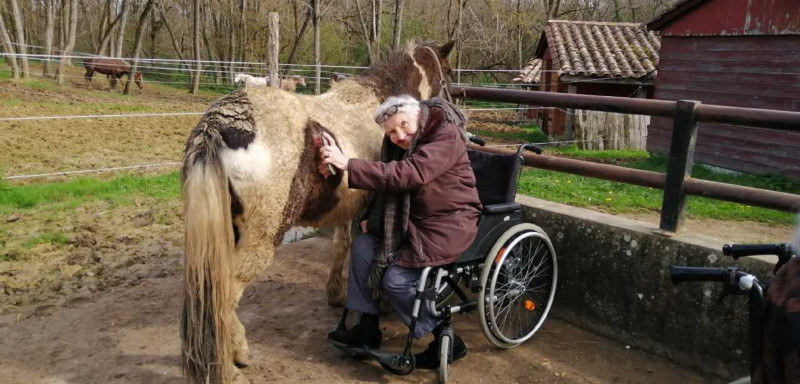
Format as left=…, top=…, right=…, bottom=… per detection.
left=83, top=57, right=143, bottom=90
left=180, top=40, right=455, bottom=384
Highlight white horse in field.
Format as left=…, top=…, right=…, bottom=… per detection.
left=233, top=73, right=268, bottom=88
left=181, top=41, right=455, bottom=384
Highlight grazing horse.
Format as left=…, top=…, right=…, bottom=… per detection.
left=84, top=57, right=143, bottom=90
left=278, top=75, right=306, bottom=92
left=180, top=40, right=455, bottom=384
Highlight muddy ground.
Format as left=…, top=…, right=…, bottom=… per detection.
left=0, top=235, right=720, bottom=384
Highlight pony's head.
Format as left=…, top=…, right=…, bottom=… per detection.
left=234, top=73, right=246, bottom=84
left=411, top=40, right=455, bottom=100
left=290, top=75, right=306, bottom=87
left=356, top=40, right=456, bottom=101
left=134, top=72, right=144, bottom=89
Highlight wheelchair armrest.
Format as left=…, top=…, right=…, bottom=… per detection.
left=482, top=202, right=521, bottom=215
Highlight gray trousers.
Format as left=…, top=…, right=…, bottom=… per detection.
left=345, top=234, right=441, bottom=338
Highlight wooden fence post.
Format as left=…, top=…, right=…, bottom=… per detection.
left=268, top=12, right=279, bottom=88
left=659, top=100, right=701, bottom=233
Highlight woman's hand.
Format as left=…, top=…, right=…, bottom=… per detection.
left=320, top=132, right=349, bottom=171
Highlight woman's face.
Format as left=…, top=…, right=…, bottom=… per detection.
left=382, top=113, right=418, bottom=150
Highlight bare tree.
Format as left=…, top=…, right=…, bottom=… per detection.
left=158, top=3, right=184, bottom=61
left=97, top=1, right=128, bottom=56
left=284, top=2, right=311, bottom=69
left=42, top=0, right=55, bottom=76
left=313, top=0, right=320, bottom=94
left=8, top=0, right=29, bottom=79
left=391, top=0, right=404, bottom=49
left=56, top=0, right=78, bottom=85
left=351, top=0, right=382, bottom=64
left=124, top=0, right=155, bottom=95
left=0, top=2, right=20, bottom=80
left=115, top=0, right=130, bottom=57
left=190, top=0, right=201, bottom=93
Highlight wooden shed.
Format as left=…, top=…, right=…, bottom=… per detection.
left=529, top=20, right=660, bottom=149
left=646, top=0, right=800, bottom=178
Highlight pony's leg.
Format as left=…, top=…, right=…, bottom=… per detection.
left=326, top=222, right=351, bottom=306
left=231, top=279, right=251, bottom=368
left=84, top=69, right=93, bottom=85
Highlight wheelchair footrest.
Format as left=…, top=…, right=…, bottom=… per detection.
left=330, top=341, right=415, bottom=375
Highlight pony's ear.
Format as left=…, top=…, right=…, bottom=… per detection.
left=439, top=40, right=456, bottom=59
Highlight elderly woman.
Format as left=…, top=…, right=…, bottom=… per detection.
left=321, top=95, right=482, bottom=368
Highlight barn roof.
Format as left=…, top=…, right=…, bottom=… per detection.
left=534, top=20, right=661, bottom=79
left=646, top=0, right=707, bottom=31
left=513, top=58, right=541, bottom=84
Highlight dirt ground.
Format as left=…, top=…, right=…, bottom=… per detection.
left=0, top=236, right=721, bottom=384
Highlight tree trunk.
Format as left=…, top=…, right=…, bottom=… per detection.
left=43, top=0, right=55, bottom=77
left=57, top=0, right=78, bottom=85
left=8, top=0, right=29, bottom=79
left=313, top=0, right=320, bottom=94
left=190, top=0, right=201, bottom=94
left=97, top=2, right=127, bottom=57
left=0, top=5, right=20, bottom=81
left=228, top=0, right=236, bottom=84
left=158, top=3, right=184, bottom=61
left=391, top=0, right=404, bottom=49
left=239, top=0, right=246, bottom=63
left=285, top=7, right=311, bottom=70
left=115, top=0, right=130, bottom=57
left=123, top=0, right=154, bottom=95
left=200, top=2, right=219, bottom=84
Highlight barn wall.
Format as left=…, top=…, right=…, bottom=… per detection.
left=648, top=35, right=800, bottom=178
left=657, top=0, right=800, bottom=36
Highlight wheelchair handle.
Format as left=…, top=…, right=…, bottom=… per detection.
left=722, top=243, right=796, bottom=274
left=518, top=143, right=543, bottom=155
left=469, top=136, right=486, bottom=146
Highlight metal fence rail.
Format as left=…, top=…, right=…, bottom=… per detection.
left=452, top=86, right=800, bottom=232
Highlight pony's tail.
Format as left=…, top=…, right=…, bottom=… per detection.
left=180, top=156, right=235, bottom=384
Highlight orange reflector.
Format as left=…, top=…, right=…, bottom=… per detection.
left=494, top=248, right=506, bottom=265
left=524, top=300, right=536, bottom=311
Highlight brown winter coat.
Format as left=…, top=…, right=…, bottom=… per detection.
left=347, top=105, right=482, bottom=269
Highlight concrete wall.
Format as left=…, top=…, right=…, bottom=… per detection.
left=517, top=195, right=774, bottom=379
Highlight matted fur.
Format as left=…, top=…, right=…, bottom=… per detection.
left=180, top=41, right=453, bottom=384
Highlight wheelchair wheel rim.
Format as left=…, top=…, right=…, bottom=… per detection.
left=486, top=231, right=557, bottom=345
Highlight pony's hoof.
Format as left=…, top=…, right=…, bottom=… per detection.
left=232, top=370, right=250, bottom=384
left=327, top=292, right=345, bottom=307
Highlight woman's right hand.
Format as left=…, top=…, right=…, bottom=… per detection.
left=360, top=220, right=368, bottom=234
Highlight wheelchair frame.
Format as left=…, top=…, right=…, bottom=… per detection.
left=332, top=143, right=559, bottom=383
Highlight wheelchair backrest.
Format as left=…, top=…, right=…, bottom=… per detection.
left=467, top=149, right=524, bottom=206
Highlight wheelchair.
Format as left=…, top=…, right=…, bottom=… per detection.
left=332, top=140, right=558, bottom=384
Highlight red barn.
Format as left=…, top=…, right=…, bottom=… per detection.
left=646, top=0, right=800, bottom=178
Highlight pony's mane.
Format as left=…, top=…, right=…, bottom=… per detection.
left=355, top=41, right=443, bottom=100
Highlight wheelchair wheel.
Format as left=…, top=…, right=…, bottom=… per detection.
left=478, top=223, right=557, bottom=349
left=438, top=335, right=450, bottom=384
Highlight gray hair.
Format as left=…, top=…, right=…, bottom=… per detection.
left=374, top=95, right=420, bottom=125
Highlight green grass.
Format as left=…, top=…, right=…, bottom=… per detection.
left=472, top=123, right=550, bottom=144
left=21, top=230, right=70, bottom=249
left=518, top=154, right=800, bottom=225
left=0, top=171, right=180, bottom=214
left=548, top=145, right=650, bottom=162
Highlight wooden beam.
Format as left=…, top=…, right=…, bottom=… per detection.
left=268, top=12, right=280, bottom=88
left=660, top=100, right=701, bottom=233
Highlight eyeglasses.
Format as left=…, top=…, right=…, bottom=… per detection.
left=375, top=104, right=402, bottom=125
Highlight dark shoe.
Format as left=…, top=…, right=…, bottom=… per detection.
left=414, top=334, right=467, bottom=370
left=328, top=313, right=382, bottom=349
